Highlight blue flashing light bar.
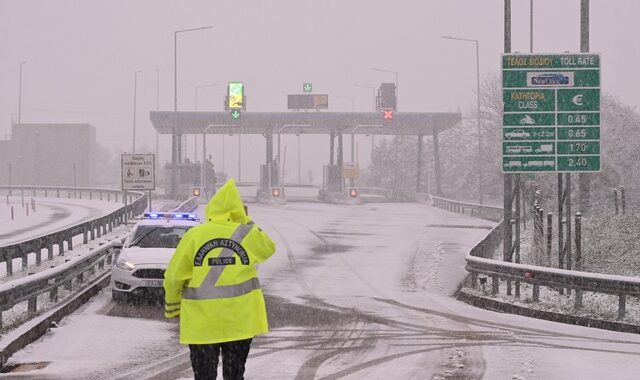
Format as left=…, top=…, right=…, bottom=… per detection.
left=143, top=212, right=198, bottom=221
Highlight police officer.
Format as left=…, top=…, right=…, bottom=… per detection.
left=164, top=179, right=276, bottom=380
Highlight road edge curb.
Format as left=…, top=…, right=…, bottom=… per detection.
left=456, top=287, right=640, bottom=334
left=0, top=272, right=111, bottom=367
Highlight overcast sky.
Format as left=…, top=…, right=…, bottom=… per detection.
left=1, top=1, right=638, bottom=181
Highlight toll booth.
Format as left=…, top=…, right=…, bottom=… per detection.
left=260, top=163, right=280, bottom=188
left=164, top=162, right=216, bottom=199
left=323, top=164, right=342, bottom=192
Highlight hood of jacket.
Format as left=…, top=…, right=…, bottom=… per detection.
left=204, top=179, right=250, bottom=224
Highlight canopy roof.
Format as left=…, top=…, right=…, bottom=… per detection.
left=149, top=111, right=461, bottom=136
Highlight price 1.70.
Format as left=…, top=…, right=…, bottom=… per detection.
left=557, top=141, right=600, bottom=155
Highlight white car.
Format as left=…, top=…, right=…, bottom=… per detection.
left=505, top=129, right=531, bottom=139
left=111, top=212, right=199, bottom=302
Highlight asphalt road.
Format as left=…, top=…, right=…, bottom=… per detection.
left=5, top=202, right=640, bottom=379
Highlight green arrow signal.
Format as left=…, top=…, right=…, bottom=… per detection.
left=230, top=110, right=241, bottom=119
left=303, top=83, right=312, bottom=93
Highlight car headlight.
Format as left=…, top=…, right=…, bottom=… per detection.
left=115, top=258, right=135, bottom=271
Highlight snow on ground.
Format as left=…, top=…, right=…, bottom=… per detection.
left=4, top=289, right=182, bottom=378
left=0, top=197, right=178, bottom=333
left=0, top=196, right=178, bottom=278
left=0, top=196, right=124, bottom=246
left=4, top=202, right=640, bottom=379
left=468, top=215, right=640, bottom=326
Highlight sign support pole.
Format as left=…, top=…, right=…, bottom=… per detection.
left=432, top=128, right=442, bottom=196
left=503, top=0, right=516, bottom=289
left=579, top=0, right=591, bottom=214
left=416, top=135, right=423, bottom=193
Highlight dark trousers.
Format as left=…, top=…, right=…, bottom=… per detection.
left=189, top=338, right=252, bottom=380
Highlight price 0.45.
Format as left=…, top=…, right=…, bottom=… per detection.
left=567, top=114, right=588, bottom=124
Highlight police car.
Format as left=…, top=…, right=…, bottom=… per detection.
left=111, top=212, right=199, bottom=302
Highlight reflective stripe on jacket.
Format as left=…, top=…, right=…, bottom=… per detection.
left=163, top=179, right=276, bottom=344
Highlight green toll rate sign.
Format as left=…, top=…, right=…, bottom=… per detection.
left=502, top=53, right=601, bottom=173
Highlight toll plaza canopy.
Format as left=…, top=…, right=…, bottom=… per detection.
left=149, top=111, right=461, bottom=136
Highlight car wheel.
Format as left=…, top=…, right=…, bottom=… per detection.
left=112, top=289, right=128, bottom=303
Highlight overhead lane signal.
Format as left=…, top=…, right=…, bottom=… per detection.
left=226, top=82, right=245, bottom=111
left=377, top=83, right=396, bottom=111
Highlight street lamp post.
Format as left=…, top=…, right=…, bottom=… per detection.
left=442, top=35, right=483, bottom=206
left=202, top=125, right=216, bottom=198
left=276, top=125, right=288, bottom=186
left=335, top=95, right=355, bottom=162
left=194, top=83, right=220, bottom=161
left=18, top=61, right=26, bottom=125
left=132, top=70, right=142, bottom=153
left=353, top=83, right=376, bottom=111
left=155, top=68, right=160, bottom=174
left=171, top=25, right=213, bottom=197
left=370, top=67, right=399, bottom=110
left=354, top=83, right=377, bottom=160
left=195, top=83, right=221, bottom=111
left=349, top=125, right=369, bottom=187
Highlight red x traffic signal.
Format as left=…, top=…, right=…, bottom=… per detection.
left=382, top=110, right=394, bottom=120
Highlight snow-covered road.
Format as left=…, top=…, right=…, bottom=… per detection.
left=0, top=196, right=125, bottom=246
left=4, top=202, right=640, bottom=379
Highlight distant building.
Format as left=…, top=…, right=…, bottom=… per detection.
left=0, top=123, right=96, bottom=187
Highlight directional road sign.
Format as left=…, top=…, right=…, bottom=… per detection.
left=287, top=94, right=329, bottom=110
left=303, top=83, right=312, bottom=93
left=502, top=53, right=600, bottom=173
left=122, top=153, right=155, bottom=190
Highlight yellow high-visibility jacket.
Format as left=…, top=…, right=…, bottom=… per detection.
left=163, top=179, right=276, bottom=344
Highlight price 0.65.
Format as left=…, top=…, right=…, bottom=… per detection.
left=567, top=129, right=587, bottom=138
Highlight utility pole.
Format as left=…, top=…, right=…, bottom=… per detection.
left=18, top=61, right=26, bottom=125
left=156, top=68, right=160, bottom=175
left=132, top=70, right=141, bottom=153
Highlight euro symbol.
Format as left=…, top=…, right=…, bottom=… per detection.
left=572, top=94, right=584, bottom=106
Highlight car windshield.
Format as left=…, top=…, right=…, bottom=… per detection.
left=129, top=226, right=191, bottom=248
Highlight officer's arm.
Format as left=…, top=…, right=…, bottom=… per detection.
left=246, top=224, right=276, bottom=264
left=163, top=232, right=194, bottom=318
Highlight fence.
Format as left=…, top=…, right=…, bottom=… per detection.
left=0, top=186, right=147, bottom=276
left=170, top=196, right=199, bottom=213
left=431, top=192, right=640, bottom=321
left=0, top=240, right=120, bottom=330
left=359, top=187, right=394, bottom=199
left=431, top=195, right=503, bottom=222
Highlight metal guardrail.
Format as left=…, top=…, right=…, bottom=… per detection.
left=0, top=240, right=120, bottom=330
left=171, top=196, right=199, bottom=212
left=466, top=251, right=640, bottom=320
left=435, top=192, right=640, bottom=321
left=431, top=195, right=503, bottom=222
left=0, top=186, right=147, bottom=276
left=359, top=187, right=393, bottom=198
